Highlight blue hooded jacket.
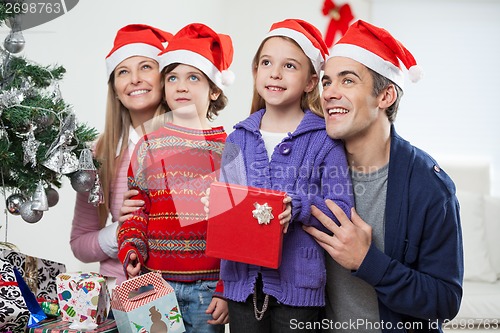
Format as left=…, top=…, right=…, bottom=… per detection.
left=354, top=126, right=463, bottom=332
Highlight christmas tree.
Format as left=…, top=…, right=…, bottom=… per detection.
left=0, top=3, right=99, bottom=226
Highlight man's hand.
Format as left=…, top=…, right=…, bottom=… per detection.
left=303, top=199, right=372, bottom=270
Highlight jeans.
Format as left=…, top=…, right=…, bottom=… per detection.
left=227, top=277, right=321, bottom=333
left=168, top=280, right=224, bottom=333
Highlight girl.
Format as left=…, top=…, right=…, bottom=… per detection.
left=218, top=19, right=353, bottom=332
left=70, top=24, right=172, bottom=284
left=117, top=23, right=233, bottom=332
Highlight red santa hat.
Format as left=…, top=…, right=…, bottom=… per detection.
left=330, top=20, right=423, bottom=90
left=265, top=18, right=329, bottom=75
left=158, top=23, right=235, bottom=91
left=105, top=24, right=173, bottom=78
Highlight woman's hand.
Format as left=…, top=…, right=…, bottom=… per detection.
left=119, top=189, right=145, bottom=223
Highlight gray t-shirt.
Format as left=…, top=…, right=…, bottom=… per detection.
left=324, top=164, right=388, bottom=332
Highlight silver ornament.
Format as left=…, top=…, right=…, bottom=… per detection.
left=77, top=148, right=96, bottom=171
left=37, top=112, right=56, bottom=128
left=6, top=193, right=27, bottom=215
left=47, top=81, right=62, bottom=103
left=70, top=170, right=96, bottom=192
left=31, top=181, right=48, bottom=211
left=22, top=126, right=41, bottom=166
left=19, top=201, right=43, bottom=223
left=88, top=174, right=104, bottom=206
left=0, top=87, right=25, bottom=109
left=42, top=113, right=79, bottom=174
left=4, top=31, right=25, bottom=54
left=45, top=187, right=59, bottom=207
left=3, top=15, right=25, bottom=54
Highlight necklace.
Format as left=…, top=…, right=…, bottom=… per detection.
left=253, top=288, right=269, bottom=321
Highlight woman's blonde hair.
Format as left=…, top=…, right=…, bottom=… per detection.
left=250, top=36, right=323, bottom=117
left=94, top=75, right=166, bottom=228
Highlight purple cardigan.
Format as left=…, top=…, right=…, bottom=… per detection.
left=219, top=109, right=353, bottom=307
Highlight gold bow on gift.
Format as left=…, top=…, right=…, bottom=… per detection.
left=24, top=255, right=38, bottom=295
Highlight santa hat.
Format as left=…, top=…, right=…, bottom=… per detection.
left=158, top=23, right=235, bottom=90
left=330, top=20, right=423, bottom=90
left=105, top=24, right=173, bottom=78
left=265, top=18, right=329, bottom=75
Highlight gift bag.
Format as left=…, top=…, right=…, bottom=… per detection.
left=0, top=257, right=29, bottom=333
left=206, top=181, right=286, bottom=268
left=0, top=249, right=66, bottom=301
left=111, top=272, right=185, bottom=333
left=0, top=258, right=47, bottom=332
left=56, top=272, right=112, bottom=325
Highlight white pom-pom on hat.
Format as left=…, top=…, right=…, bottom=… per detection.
left=408, top=65, right=423, bottom=83
left=221, top=70, right=235, bottom=86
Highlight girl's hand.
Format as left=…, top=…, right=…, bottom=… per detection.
left=206, top=297, right=229, bottom=325
left=119, top=189, right=145, bottom=223
left=126, top=252, right=141, bottom=278
left=279, top=196, right=292, bottom=233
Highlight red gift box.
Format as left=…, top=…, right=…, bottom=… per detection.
left=206, top=181, right=286, bottom=269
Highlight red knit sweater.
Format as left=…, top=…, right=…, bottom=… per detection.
left=118, top=123, right=226, bottom=286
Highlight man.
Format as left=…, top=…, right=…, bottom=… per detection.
left=303, top=20, right=463, bottom=332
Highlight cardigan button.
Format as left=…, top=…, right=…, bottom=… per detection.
left=434, top=165, right=441, bottom=172
left=278, top=142, right=291, bottom=155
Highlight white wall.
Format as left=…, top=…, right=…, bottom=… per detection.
left=1, top=0, right=498, bottom=271
left=370, top=0, right=500, bottom=196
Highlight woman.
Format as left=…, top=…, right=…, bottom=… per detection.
left=70, top=24, right=172, bottom=284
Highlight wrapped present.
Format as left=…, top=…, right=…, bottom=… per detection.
left=26, top=318, right=118, bottom=333
left=40, top=299, right=60, bottom=317
left=0, top=249, right=66, bottom=301
left=56, top=272, right=111, bottom=325
left=206, top=181, right=286, bottom=269
left=111, top=272, right=185, bottom=333
left=0, top=257, right=30, bottom=333
left=0, top=258, right=46, bottom=332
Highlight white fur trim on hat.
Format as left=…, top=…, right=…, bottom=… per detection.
left=330, top=43, right=405, bottom=89
left=266, top=27, right=324, bottom=75
left=106, top=43, right=162, bottom=78
left=159, top=49, right=228, bottom=90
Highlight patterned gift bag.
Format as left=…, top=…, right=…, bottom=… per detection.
left=0, top=257, right=30, bottom=333
left=0, top=249, right=66, bottom=301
